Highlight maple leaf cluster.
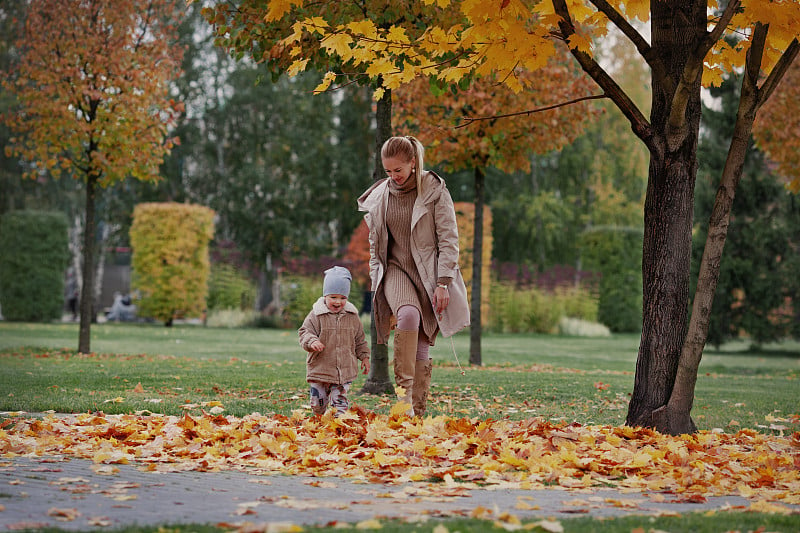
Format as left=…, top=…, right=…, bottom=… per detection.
left=2, top=410, right=798, bottom=510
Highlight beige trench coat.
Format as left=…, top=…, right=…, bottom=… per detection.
left=357, top=171, right=470, bottom=344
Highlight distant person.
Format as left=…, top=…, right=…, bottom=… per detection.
left=107, top=292, right=136, bottom=322
left=298, top=266, right=370, bottom=417
left=358, top=135, right=470, bottom=417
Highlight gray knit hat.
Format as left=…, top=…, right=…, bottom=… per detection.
left=323, top=266, right=352, bottom=297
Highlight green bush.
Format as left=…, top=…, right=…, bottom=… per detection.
left=581, top=228, right=642, bottom=333
left=0, top=210, right=70, bottom=322
left=488, top=282, right=598, bottom=334
left=280, top=275, right=323, bottom=329
left=207, top=264, right=256, bottom=311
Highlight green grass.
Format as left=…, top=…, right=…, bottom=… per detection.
left=1, top=322, right=798, bottom=431
left=15, top=512, right=800, bottom=533
left=1, top=322, right=798, bottom=533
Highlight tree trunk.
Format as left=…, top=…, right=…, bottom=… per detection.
left=469, top=166, right=485, bottom=366
left=625, top=0, right=706, bottom=434
left=653, top=26, right=799, bottom=434
left=360, top=88, right=394, bottom=395
left=553, top=0, right=798, bottom=435
left=78, top=174, right=98, bottom=354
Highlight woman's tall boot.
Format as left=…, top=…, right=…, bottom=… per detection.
left=412, top=359, right=433, bottom=417
left=392, top=328, right=418, bottom=415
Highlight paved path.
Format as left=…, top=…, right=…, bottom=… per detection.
left=0, top=455, right=764, bottom=531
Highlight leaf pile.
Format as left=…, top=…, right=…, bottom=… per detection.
left=2, top=410, right=798, bottom=507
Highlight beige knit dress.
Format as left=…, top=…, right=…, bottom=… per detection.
left=384, top=177, right=439, bottom=344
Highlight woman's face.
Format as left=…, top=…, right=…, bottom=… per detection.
left=382, top=156, right=415, bottom=186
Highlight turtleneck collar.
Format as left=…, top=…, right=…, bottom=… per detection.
left=388, top=174, right=417, bottom=195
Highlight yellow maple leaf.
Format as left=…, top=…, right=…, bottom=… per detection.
left=287, top=58, right=309, bottom=77
left=355, top=518, right=383, bottom=529
left=265, top=0, right=300, bottom=21
left=386, top=26, right=410, bottom=45
left=321, top=33, right=354, bottom=58
left=390, top=400, right=412, bottom=417
left=314, top=71, right=337, bottom=94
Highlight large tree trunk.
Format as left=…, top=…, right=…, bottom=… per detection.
left=78, top=173, right=98, bottom=354
left=625, top=0, right=706, bottom=434
left=554, top=0, right=797, bottom=435
left=469, top=166, right=485, bottom=366
left=360, top=88, right=394, bottom=395
left=653, top=27, right=800, bottom=434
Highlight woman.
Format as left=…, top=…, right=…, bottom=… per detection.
left=358, top=136, right=470, bottom=417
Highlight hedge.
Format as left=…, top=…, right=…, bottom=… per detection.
left=0, top=210, right=70, bottom=321
left=130, top=202, right=215, bottom=325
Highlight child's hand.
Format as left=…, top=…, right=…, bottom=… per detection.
left=360, top=358, right=370, bottom=375
left=309, top=340, right=325, bottom=352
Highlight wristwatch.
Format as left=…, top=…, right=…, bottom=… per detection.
left=437, top=283, right=449, bottom=290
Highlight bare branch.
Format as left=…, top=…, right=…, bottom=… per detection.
left=551, top=0, right=653, bottom=147
left=757, top=38, right=800, bottom=109
left=454, top=94, right=607, bottom=129
left=588, top=0, right=669, bottom=83
left=698, top=0, right=741, bottom=60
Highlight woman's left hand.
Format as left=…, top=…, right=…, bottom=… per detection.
left=434, top=285, right=450, bottom=316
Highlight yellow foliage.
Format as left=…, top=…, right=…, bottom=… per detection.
left=130, top=203, right=215, bottom=324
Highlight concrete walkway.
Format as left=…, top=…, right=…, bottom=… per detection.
left=0, top=455, right=764, bottom=531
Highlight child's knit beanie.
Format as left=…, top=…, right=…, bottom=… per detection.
left=323, top=266, right=352, bottom=297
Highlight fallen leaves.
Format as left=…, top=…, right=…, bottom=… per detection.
left=2, top=410, right=799, bottom=512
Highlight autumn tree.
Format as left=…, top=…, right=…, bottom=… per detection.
left=753, top=59, right=800, bottom=193
left=3, top=0, right=183, bottom=353
left=263, top=0, right=798, bottom=435
left=394, top=64, right=599, bottom=364
left=197, top=0, right=467, bottom=395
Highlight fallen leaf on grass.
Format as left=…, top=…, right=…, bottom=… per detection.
left=355, top=518, right=383, bottom=529
left=103, top=397, right=125, bottom=404
left=526, top=519, right=563, bottom=532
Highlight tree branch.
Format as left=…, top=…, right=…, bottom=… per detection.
left=454, top=94, right=607, bottom=129
left=588, top=0, right=669, bottom=84
left=757, top=38, right=800, bottom=109
left=550, top=0, right=653, bottom=148
left=666, top=0, right=741, bottom=150
left=698, top=0, right=741, bottom=60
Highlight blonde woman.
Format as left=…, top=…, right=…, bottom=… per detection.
left=358, top=136, right=470, bottom=416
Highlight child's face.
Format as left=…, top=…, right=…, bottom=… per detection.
left=324, top=294, right=347, bottom=313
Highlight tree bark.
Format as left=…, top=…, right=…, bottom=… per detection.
left=360, top=88, right=394, bottom=395
left=553, top=0, right=797, bottom=435
left=469, top=166, right=485, bottom=365
left=624, top=0, right=706, bottom=434
left=78, top=173, right=97, bottom=354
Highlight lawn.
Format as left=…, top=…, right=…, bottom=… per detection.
left=1, top=321, right=798, bottom=533
left=1, top=321, right=797, bottom=432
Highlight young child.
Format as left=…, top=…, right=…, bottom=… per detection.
left=298, top=266, right=370, bottom=416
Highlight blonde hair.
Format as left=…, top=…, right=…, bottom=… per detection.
left=381, top=136, right=425, bottom=194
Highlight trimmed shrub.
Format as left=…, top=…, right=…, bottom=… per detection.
left=130, top=203, right=215, bottom=325
left=488, top=282, right=598, bottom=334
left=0, top=210, right=70, bottom=322
left=208, top=263, right=257, bottom=311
